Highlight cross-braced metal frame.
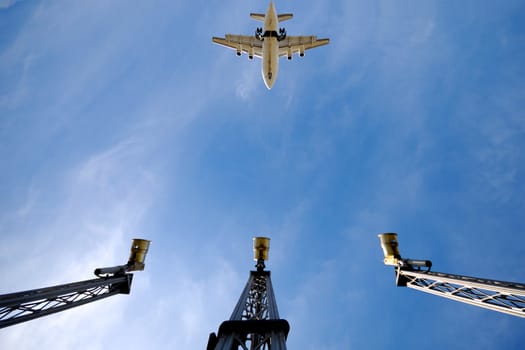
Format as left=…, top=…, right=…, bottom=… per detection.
left=0, top=274, right=132, bottom=328
left=0, top=238, right=150, bottom=329
left=379, top=233, right=525, bottom=318
left=208, top=270, right=289, bottom=350
left=396, top=268, right=525, bottom=318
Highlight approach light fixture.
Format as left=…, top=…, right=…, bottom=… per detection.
left=378, top=233, right=401, bottom=266
left=253, top=237, right=270, bottom=261
left=94, top=238, right=151, bottom=276
left=253, top=237, right=270, bottom=271
left=0, top=238, right=151, bottom=328
left=127, top=238, right=151, bottom=272
left=378, top=233, right=432, bottom=270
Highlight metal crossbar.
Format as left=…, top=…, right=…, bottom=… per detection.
left=398, top=269, right=525, bottom=318
left=0, top=275, right=131, bottom=328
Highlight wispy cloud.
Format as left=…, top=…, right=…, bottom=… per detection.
left=2, top=1, right=524, bottom=349
left=0, top=0, right=22, bottom=9
left=235, top=64, right=261, bottom=99
left=0, top=140, right=159, bottom=348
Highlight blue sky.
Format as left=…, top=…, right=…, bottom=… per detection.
left=1, top=0, right=524, bottom=348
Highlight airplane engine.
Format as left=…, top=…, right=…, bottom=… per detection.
left=299, top=46, right=305, bottom=57
left=287, top=48, right=292, bottom=60
left=236, top=47, right=242, bottom=56
left=249, top=55, right=254, bottom=60
left=248, top=48, right=254, bottom=60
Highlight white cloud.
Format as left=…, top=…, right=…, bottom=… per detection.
left=0, top=0, right=22, bottom=9
left=141, top=258, right=243, bottom=348
left=409, top=20, right=436, bottom=45
left=235, top=65, right=261, bottom=100
left=0, top=135, right=158, bottom=348
left=2, top=1, right=524, bottom=349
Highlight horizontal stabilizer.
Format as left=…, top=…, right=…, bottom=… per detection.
left=277, top=13, right=293, bottom=22
left=250, top=13, right=265, bottom=22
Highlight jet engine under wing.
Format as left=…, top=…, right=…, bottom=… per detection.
left=278, top=36, right=330, bottom=57
left=212, top=35, right=263, bottom=58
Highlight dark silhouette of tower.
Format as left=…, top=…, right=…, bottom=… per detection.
left=207, top=237, right=290, bottom=350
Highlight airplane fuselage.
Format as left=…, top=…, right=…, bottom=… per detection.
left=212, top=0, right=329, bottom=89
left=261, top=1, right=279, bottom=89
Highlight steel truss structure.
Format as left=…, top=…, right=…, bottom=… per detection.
left=208, top=270, right=289, bottom=350
left=0, top=274, right=132, bottom=328
left=379, top=232, right=525, bottom=318
left=0, top=238, right=150, bottom=329
left=395, top=268, right=525, bottom=318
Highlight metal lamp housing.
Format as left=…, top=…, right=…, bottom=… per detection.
left=253, top=237, right=270, bottom=262
left=127, top=239, right=151, bottom=271
left=378, top=233, right=401, bottom=266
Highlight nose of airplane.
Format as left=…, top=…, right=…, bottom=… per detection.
left=264, top=72, right=275, bottom=89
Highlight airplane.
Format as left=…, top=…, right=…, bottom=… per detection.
left=212, top=1, right=329, bottom=89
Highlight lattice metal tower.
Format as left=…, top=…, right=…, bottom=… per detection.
left=207, top=237, right=290, bottom=350
left=378, top=233, right=525, bottom=318
left=0, top=239, right=150, bottom=328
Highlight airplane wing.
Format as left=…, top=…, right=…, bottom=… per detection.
left=278, top=36, right=330, bottom=58
left=212, top=35, right=263, bottom=58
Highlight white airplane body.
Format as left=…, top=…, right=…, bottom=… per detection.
left=212, top=1, right=329, bottom=89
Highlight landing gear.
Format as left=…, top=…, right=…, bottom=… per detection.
left=278, top=28, right=287, bottom=41
left=255, top=27, right=263, bottom=40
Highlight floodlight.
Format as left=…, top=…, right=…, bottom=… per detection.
left=253, top=237, right=270, bottom=262
left=127, top=238, right=151, bottom=272
left=378, top=233, right=401, bottom=266
left=94, top=239, right=150, bottom=276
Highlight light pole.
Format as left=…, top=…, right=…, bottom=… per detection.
left=0, top=238, right=150, bottom=328
left=207, top=237, right=290, bottom=350
left=378, top=233, right=525, bottom=318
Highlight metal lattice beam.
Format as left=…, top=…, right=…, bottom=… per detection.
left=209, top=271, right=289, bottom=350
left=397, top=269, right=525, bottom=318
left=0, top=275, right=132, bottom=328
left=240, top=274, right=271, bottom=321
left=208, top=237, right=289, bottom=350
